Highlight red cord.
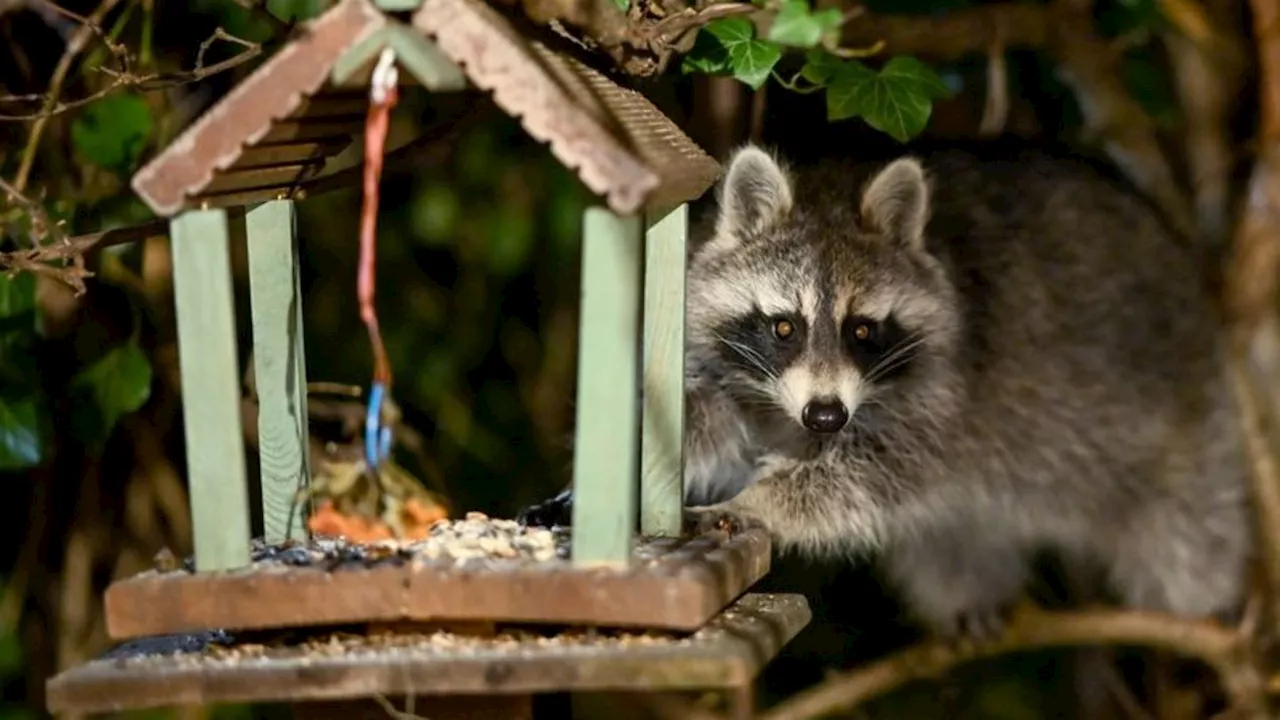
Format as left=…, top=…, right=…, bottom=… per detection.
left=358, top=81, right=398, bottom=388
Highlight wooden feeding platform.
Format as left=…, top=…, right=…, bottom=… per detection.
left=104, top=520, right=772, bottom=640
left=46, top=0, right=813, bottom=715
left=48, top=593, right=811, bottom=719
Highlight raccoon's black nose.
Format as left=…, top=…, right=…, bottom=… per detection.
left=801, top=399, right=849, bottom=433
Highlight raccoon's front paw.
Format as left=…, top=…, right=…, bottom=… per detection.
left=682, top=507, right=760, bottom=538
left=516, top=488, right=574, bottom=528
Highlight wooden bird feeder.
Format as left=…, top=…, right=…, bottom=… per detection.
left=44, top=0, right=811, bottom=717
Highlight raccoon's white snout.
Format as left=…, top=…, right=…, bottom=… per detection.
left=778, top=363, right=863, bottom=432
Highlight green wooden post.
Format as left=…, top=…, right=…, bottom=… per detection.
left=571, top=207, right=644, bottom=566
left=640, top=204, right=687, bottom=537
left=246, top=200, right=311, bottom=544
left=171, top=209, right=252, bottom=572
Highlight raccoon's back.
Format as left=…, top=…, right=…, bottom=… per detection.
left=910, top=145, right=1237, bottom=513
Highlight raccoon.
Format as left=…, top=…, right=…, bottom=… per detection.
left=521, top=141, right=1251, bottom=637
left=677, top=142, right=1251, bottom=635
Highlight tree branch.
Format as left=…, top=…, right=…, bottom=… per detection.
left=756, top=604, right=1267, bottom=720
left=12, top=0, right=124, bottom=192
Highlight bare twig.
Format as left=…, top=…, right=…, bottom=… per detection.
left=756, top=605, right=1267, bottom=720
left=12, top=0, right=124, bottom=191
left=0, top=25, right=261, bottom=121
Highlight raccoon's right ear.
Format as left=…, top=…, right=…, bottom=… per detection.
left=712, top=145, right=794, bottom=247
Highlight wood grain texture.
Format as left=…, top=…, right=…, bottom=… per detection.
left=246, top=200, right=311, bottom=544
left=641, top=204, right=687, bottom=537
left=49, top=593, right=810, bottom=715
left=171, top=209, right=252, bottom=572
left=571, top=208, right=644, bottom=566
left=102, top=530, right=771, bottom=639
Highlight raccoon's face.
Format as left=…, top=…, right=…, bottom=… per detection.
left=687, top=146, right=958, bottom=437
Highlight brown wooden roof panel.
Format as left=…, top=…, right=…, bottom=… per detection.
left=414, top=0, right=721, bottom=216
left=131, top=0, right=388, bottom=217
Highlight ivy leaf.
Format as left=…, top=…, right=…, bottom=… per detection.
left=768, top=0, right=843, bottom=48
left=69, top=341, right=153, bottom=447
left=681, top=26, right=733, bottom=75
left=800, top=48, right=842, bottom=85
left=683, top=18, right=782, bottom=90
left=71, top=92, right=153, bottom=172
left=0, top=394, right=42, bottom=471
left=826, top=56, right=952, bottom=142
left=0, top=273, right=35, bottom=320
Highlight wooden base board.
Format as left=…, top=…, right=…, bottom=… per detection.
left=105, top=529, right=771, bottom=640
left=47, top=593, right=811, bottom=715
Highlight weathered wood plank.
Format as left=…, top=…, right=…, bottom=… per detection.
left=102, top=530, right=771, bottom=640
left=572, top=208, right=644, bottom=566
left=246, top=200, right=311, bottom=544
left=170, top=209, right=252, bottom=571
left=641, top=204, right=687, bottom=537
left=48, top=593, right=811, bottom=715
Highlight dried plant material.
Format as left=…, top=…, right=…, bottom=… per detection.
left=301, top=455, right=450, bottom=542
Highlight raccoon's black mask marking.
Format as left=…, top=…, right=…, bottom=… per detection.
left=843, top=313, right=918, bottom=383
left=713, top=309, right=807, bottom=384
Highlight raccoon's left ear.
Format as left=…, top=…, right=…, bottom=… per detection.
left=859, top=157, right=930, bottom=250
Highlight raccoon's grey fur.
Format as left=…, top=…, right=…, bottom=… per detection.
left=683, top=142, right=1252, bottom=635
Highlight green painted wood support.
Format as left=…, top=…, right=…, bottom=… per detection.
left=375, top=0, right=423, bottom=10
left=331, top=26, right=393, bottom=86
left=246, top=200, right=311, bottom=544
left=386, top=25, right=466, bottom=90
left=331, top=22, right=466, bottom=91
left=171, top=209, right=252, bottom=572
left=640, top=204, right=687, bottom=537
left=571, top=207, right=644, bottom=567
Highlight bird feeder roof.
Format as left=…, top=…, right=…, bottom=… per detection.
left=130, top=0, right=721, bottom=218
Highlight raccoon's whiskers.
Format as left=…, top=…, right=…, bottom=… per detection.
left=865, top=334, right=926, bottom=384
left=715, top=333, right=780, bottom=382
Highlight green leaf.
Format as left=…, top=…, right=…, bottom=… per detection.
left=800, top=48, right=842, bottom=85
left=768, top=0, right=842, bottom=48
left=0, top=395, right=42, bottom=471
left=826, top=56, right=951, bottom=142
left=71, top=92, right=153, bottom=172
left=70, top=341, right=153, bottom=447
left=265, top=0, right=326, bottom=21
left=0, top=273, right=35, bottom=320
left=681, top=27, right=733, bottom=75
left=683, top=18, right=782, bottom=89
left=611, top=0, right=629, bottom=9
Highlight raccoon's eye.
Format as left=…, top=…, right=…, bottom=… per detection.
left=773, top=318, right=796, bottom=340
left=848, top=316, right=880, bottom=346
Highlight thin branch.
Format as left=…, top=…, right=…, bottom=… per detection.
left=0, top=27, right=261, bottom=121
left=13, top=0, right=125, bottom=192
left=756, top=604, right=1267, bottom=720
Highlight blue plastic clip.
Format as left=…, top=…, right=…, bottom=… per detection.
left=365, top=381, right=393, bottom=469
